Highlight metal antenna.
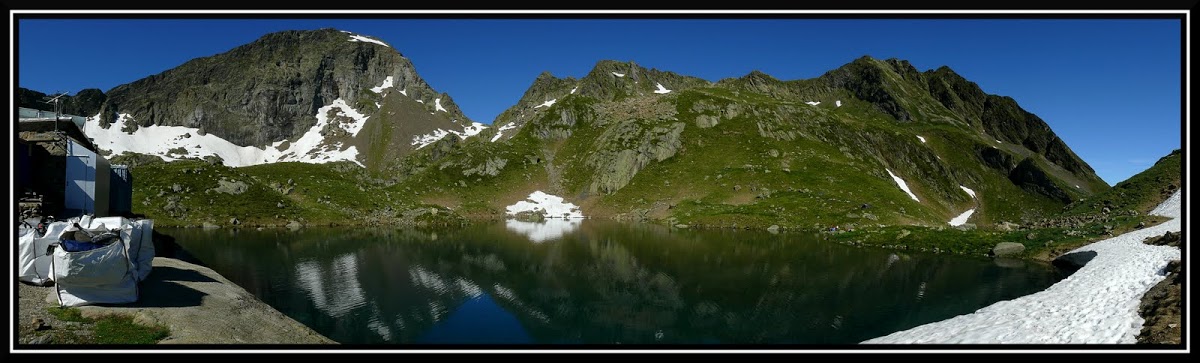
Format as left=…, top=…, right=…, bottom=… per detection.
left=41, top=92, right=68, bottom=134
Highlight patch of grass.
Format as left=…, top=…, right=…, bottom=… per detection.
left=827, top=213, right=1161, bottom=260
left=92, top=315, right=170, bottom=344
left=48, top=306, right=89, bottom=322
left=44, top=307, right=170, bottom=344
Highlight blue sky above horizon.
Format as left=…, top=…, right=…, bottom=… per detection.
left=16, top=18, right=1182, bottom=185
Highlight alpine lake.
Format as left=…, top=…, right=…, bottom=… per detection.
left=161, top=219, right=1065, bottom=345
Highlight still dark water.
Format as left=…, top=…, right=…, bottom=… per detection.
left=162, top=220, right=1064, bottom=344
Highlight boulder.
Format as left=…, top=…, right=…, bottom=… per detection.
left=991, top=242, right=1026, bottom=257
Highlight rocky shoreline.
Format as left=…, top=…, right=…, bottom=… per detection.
left=1136, top=232, right=1182, bottom=344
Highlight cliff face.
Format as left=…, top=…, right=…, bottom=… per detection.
left=100, top=28, right=470, bottom=148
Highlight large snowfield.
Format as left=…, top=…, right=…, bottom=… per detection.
left=82, top=97, right=370, bottom=168
left=864, top=190, right=1183, bottom=344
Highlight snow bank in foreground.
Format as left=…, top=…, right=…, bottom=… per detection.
left=948, top=209, right=975, bottom=226
left=505, top=219, right=583, bottom=243
left=1148, top=190, right=1180, bottom=218
left=653, top=83, right=672, bottom=94
left=505, top=191, right=584, bottom=219
left=886, top=169, right=920, bottom=202
left=864, top=190, right=1182, bottom=344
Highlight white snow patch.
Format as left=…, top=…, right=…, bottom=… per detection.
left=83, top=98, right=368, bottom=168
left=491, top=122, right=517, bottom=142
left=322, top=98, right=370, bottom=136
left=506, top=191, right=585, bottom=219
left=1076, top=185, right=1081, bottom=189
left=570, top=87, right=577, bottom=94
left=885, top=169, right=920, bottom=202
left=836, top=100, right=842, bottom=107
left=996, top=139, right=1002, bottom=144
left=399, top=88, right=408, bottom=96
left=347, top=34, right=390, bottom=48
left=505, top=219, right=583, bottom=243
left=653, top=83, right=672, bottom=94
left=416, top=99, right=424, bottom=104
left=864, top=190, right=1182, bottom=344
left=434, top=98, right=447, bottom=112
left=948, top=209, right=975, bottom=226
left=1148, top=190, right=1180, bottom=218
left=611, top=72, right=625, bottom=77
left=534, top=99, right=557, bottom=108
left=457, top=122, right=487, bottom=138
left=370, top=76, right=394, bottom=94
left=917, top=135, right=926, bottom=143
left=959, top=185, right=977, bottom=199
left=805, top=101, right=821, bottom=106
left=411, top=129, right=450, bottom=149
left=410, top=122, right=488, bottom=149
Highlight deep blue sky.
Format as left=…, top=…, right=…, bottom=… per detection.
left=16, top=18, right=1182, bottom=185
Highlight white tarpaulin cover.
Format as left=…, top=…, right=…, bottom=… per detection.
left=52, top=239, right=138, bottom=307
left=18, top=216, right=155, bottom=306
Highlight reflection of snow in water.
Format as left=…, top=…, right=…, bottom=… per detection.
left=366, top=304, right=392, bottom=340
left=492, top=283, right=551, bottom=323
left=294, top=254, right=366, bottom=318
left=409, top=266, right=450, bottom=293
left=456, top=278, right=483, bottom=298
left=505, top=219, right=582, bottom=243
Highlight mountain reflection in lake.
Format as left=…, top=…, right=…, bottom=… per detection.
left=163, top=220, right=1063, bottom=344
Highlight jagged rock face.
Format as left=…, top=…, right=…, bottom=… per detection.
left=820, top=57, right=917, bottom=122
left=1008, top=157, right=1073, bottom=204
left=490, top=60, right=711, bottom=140
left=18, top=87, right=107, bottom=117
left=101, top=28, right=470, bottom=147
left=924, top=67, right=1095, bottom=177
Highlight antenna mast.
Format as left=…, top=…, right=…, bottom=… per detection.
left=41, top=92, right=68, bottom=134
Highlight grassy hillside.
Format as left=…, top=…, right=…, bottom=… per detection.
left=1062, top=149, right=1181, bottom=216
left=131, top=158, right=460, bottom=227
left=376, top=57, right=1105, bottom=230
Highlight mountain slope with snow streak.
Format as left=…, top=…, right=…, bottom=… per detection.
left=410, top=122, right=490, bottom=149
left=886, top=169, right=920, bottom=202
left=864, top=190, right=1182, bottom=344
